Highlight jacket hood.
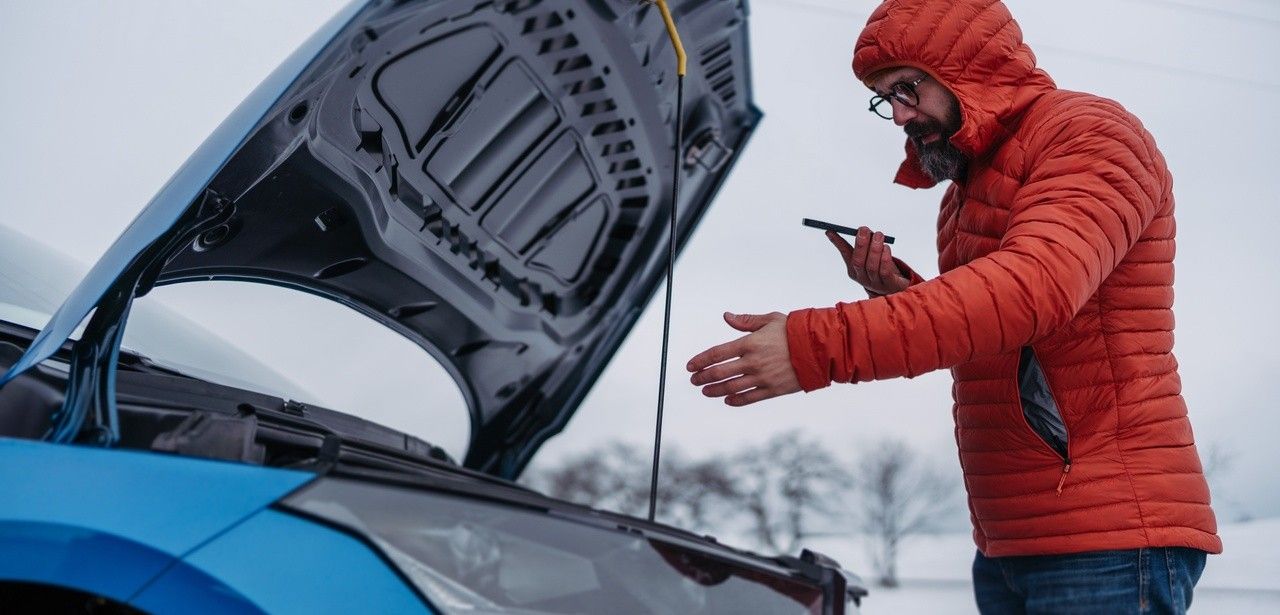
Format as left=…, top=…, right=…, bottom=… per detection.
left=852, top=0, right=1056, bottom=188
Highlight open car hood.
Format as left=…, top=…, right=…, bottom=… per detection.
left=1, top=0, right=759, bottom=478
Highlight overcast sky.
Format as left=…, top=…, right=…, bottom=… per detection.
left=1, top=0, right=1277, bottom=525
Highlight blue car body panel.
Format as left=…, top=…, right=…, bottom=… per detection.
left=0, top=437, right=314, bottom=601
left=0, top=520, right=177, bottom=604
left=0, top=0, right=370, bottom=391
left=131, top=509, right=431, bottom=614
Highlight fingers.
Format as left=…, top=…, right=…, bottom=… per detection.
left=695, top=370, right=779, bottom=406
left=866, top=231, right=886, bottom=287
left=687, top=312, right=799, bottom=407
left=826, top=230, right=854, bottom=258
left=827, top=231, right=862, bottom=282
left=689, top=357, right=748, bottom=386
left=690, top=313, right=784, bottom=372
left=880, top=248, right=909, bottom=290
left=726, top=386, right=780, bottom=407
left=849, top=226, right=895, bottom=289
left=723, top=311, right=774, bottom=333
left=700, top=374, right=758, bottom=398
left=687, top=336, right=747, bottom=372
left=851, top=226, right=871, bottom=280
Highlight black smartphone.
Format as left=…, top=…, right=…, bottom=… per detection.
left=802, top=218, right=895, bottom=244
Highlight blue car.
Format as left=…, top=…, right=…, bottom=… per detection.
left=0, top=0, right=866, bottom=612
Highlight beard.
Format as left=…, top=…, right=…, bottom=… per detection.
left=905, top=101, right=967, bottom=182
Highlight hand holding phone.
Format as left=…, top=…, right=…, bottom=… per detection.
left=803, top=218, right=894, bottom=244
left=805, top=218, right=910, bottom=297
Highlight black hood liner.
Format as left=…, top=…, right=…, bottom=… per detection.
left=156, top=0, right=759, bottom=478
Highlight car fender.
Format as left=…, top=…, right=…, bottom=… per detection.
left=131, top=508, right=430, bottom=614
left=0, top=438, right=314, bottom=601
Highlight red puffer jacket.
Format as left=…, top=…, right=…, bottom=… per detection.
left=785, top=0, right=1221, bottom=557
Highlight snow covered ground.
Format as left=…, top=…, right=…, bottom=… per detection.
left=849, top=580, right=1279, bottom=614
left=802, top=518, right=1280, bottom=613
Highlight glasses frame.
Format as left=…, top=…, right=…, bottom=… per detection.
left=868, top=74, right=928, bottom=120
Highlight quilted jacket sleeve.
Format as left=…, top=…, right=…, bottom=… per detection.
left=786, top=106, right=1167, bottom=391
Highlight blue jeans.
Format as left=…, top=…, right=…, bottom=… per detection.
left=973, top=548, right=1207, bottom=614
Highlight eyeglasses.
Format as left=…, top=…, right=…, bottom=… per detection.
left=868, top=75, right=928, bottom=120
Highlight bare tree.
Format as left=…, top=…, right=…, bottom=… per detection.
left=732, top=431, right=852, bottom=555
left=523, top=441, right=650, bottom=516
left=1200, top=441, right=1235, bottom=484
left=521, top=442, right=741, bottom=534
left=851, top=439, right=957, bottom=588
left=529, top=433, right=856, bottom=553
left=654, top=448, right=742, bottom=532
left=1199, top=440, right=1251, bottom=522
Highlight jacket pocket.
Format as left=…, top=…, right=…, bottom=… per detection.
left=1016, top=346, right=1069, bottom=459
left=1016, top=347, right=1073, bottom=493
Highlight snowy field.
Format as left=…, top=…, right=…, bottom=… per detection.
left=853, top=580, right=1279, bottom=614
left=803, top=518, right=1280, bottom=613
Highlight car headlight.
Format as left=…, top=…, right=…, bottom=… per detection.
left=281, top=477, right=826, bottom=614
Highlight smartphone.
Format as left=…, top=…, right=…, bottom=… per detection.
left=802, top=218, right=895, bottom=244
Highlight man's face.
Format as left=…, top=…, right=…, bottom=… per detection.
left=869, top=67, right=967, bottom=182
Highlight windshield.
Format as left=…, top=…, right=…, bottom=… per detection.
left=0, top=224, right=469, bottom=459
left=285, top=477, right=824, bottom=614
left=0, top=225, right=305, bottom=398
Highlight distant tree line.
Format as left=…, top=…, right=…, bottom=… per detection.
left=521, top=431, right=958, bottom=587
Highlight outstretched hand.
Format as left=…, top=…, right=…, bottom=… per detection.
left=827, top=227, right=910, bottom=297
left=686, top=312, right=802, bottom=407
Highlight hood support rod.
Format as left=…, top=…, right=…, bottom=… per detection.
left=648, top=0, right=688, bottom=523
left=44, top=191, right=233, bottom=445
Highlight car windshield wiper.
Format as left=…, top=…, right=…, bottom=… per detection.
left=113, top=347, right=197, bottom=379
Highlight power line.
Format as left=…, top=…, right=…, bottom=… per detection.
left=752, top=0, right=1280, bottom=91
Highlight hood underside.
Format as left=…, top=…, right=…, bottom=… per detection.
left=15, top=0, right=758, bottom=477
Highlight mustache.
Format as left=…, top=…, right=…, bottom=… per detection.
left=905, top=119, right=942, bottom=140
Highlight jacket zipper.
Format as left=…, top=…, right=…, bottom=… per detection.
left=1015, top=346, right=1072, bottom=496
left=1055, top=462, right=1071, bottom=496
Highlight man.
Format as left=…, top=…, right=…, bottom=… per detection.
left=686, top=0, right=1220, bottom=612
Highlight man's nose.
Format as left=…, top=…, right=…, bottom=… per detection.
left=892, top=101, right=918, bottom=126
